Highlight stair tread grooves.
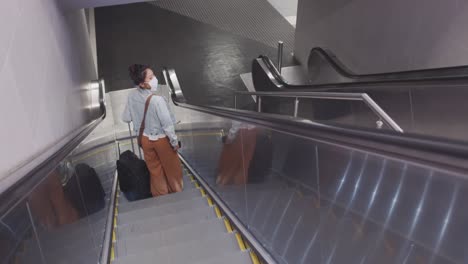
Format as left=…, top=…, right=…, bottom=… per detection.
left=116, top=219, right=227, bottom=257
left=117, top=206, right=216, bottom=238
left=113, top=233, right=240, bottom=264
left=117, top=188, right=201, bottom=213
left=117, top=196, right=208, bottom=223
left=191, top=251, right=253, bottom=264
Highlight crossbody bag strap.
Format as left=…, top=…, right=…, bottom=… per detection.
left=138, top=94, right=154, bottom=148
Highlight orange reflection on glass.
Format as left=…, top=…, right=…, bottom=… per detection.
left=216, top=121, right=258, bottom=185
left=28, top=168, right=79, bottom=231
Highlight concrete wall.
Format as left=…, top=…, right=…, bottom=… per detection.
left=294, top=0, right=468, bottom=74
left=0, top=0, right=98, bottom=183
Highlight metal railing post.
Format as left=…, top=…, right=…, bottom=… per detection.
left=234, top=94, right=237, bottom=109
left=233, top=90, right=403, bottom=133
left=257, top=96, right=262, bottom=112
left=293, top=97, right=299, bottom=117
left=376, top=120, right=384, bottom=129
left=127, top=123, right=136, bottom=153
left=137, top=143, right=143, bottom=159
left=277, top=41, right=283, bottom=74
left=361, top=94, right=404, bottom=133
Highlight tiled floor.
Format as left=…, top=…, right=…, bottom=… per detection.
left=95, top=1, right=295, bottom=107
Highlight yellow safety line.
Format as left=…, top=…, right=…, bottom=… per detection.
left=223, top=218, right=233, bottom=233
left=111, top=246, right=115, bottom=261
left=234, top=232, right=247, bottom=251
left=111, top=201, right=119, bottom=260
left=111, top=223, right=117, bottom=260
left=199, top=188, right=206, bottom=197
left=112, top=230, right=116, bottom=243
left=206, top=197, right=214, bottom=206
left=249, top=251, right=261, bottom=264
left=242, top=240, right=261, bottom=264
left=214, top=206, right=222, bottom=218
left=194, top=182, right=200, bottom=188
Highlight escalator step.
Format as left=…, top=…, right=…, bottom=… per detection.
left=117, top=206, right=216, bottom=239
left=115, top=218, right=226, bottom=257
left=117, top=197, right=208, bottom=224
left=117, top=188, right=201, bottom=213
left=191, top=251, right=252, bottom=264
left=112, top=232, right=240, bottom=264
left=117, top=175, right=196, bottom=204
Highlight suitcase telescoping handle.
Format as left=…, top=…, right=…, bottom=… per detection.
left=127, top=122, right=143, bottom=159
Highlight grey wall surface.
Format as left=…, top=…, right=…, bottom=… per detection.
left=0, top=0, right=98, bottom=183
left=294, top=0, right=468, bottom=73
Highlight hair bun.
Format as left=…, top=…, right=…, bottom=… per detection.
left=128, top=64, right=150, bottom=85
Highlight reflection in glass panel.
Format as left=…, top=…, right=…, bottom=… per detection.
left=215, top=121, right=258, bottom=223
left=0, top=202, right=42, bottom=264
left=69, top=141, right=118, bottom=257
left=27, top=162, right=100, bottom=264
left=0, top=133, right=117, bottom=264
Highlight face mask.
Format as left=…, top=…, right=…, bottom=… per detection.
left=148, top=77, right=158, bottom=92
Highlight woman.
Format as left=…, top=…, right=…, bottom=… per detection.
left=122, top=64, right=183, bottom=196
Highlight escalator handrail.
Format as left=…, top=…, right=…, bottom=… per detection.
left=233, top=90, right=404, bottom=133
left=0, top=79, right=107, bottom=217
left=163, top=68, right=468, bottom=173
left=257, top=51, right=468, bottom=90
left=100, top=170, right=118, bottom=264
left=306, top=47, right=468, bottom=81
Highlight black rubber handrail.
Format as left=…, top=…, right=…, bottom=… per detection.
left=164, top=67, right=468, bottom=174
left=306, top=47, right=468, bottom=81
left=254, top=47, right=468, bottom=91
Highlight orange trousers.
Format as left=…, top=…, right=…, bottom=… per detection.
left=216, top=129, right=258, bottom=185
left=141, top=136, right=183, bottom=196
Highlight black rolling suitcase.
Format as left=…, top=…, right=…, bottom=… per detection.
left=117, top=95, right=153, bottom=201
left=116, top=150, right=151, bottom=201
